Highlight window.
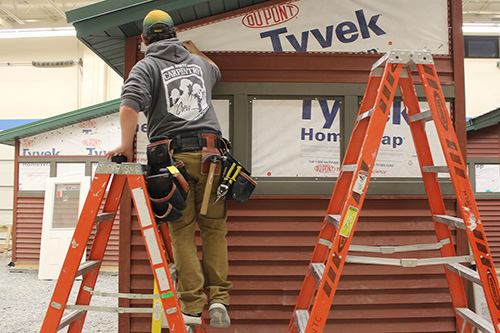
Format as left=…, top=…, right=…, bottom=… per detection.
left=464, top=36, right=499, bottom=58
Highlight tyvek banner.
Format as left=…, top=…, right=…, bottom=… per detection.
left=252, top=99, right=342, bottom=177
left=179, top=0, right=449, bottom=54
left=19, top=114, right=120, bottom=157
left=251, top=99, right=447, bottom=178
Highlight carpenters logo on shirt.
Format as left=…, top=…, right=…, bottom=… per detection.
left=161, top=64, right=209, bottom=121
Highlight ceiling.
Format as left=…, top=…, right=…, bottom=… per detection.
left=0, top=0, right=100, bottom=29
left=463, top=0, right=500, bottom=23
left=0, top=0, right=499, bottom=29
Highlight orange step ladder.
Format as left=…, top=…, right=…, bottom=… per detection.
left=40, top=159, right=202, bottom=332
left=288, top=50, right=500, bottom=333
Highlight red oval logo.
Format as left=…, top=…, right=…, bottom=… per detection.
left=78, top=120, right=96, bottom=129
left=242, top=3, right=299, bottom=29
left=314, top=164, right=336, bottom=174
left=22, top=139, right=35, bottom=148
left=81, top=138, right=102, bottom=147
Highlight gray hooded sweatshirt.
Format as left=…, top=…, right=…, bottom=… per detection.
left=121, top=38, right=222, bottom=141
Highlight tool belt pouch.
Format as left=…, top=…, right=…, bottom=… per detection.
left=201, top=133, right=221, bottom=175
left=146, top=139, right=189, bottom=224
left=146, top=174, right=185, bottom=224
left=221, top=151, right=257, bottom=203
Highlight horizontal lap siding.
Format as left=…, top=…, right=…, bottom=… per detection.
left=477, top=199, right=500, bottom=266
left=467, top=125, right=500, bottom=159
left=14, top=196, right=119, bottom=266
left=128, top=197, right=457, bottom=333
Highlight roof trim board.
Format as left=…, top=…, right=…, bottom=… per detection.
left=467, top=107, right=500, bottom=132
left=67, top=0, right=208, bottom=37
left=0, top=99, right=121, bottom=146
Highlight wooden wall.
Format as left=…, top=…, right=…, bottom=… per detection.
left=122, top=197, right=458, bottom=333
left=14, top=196, right=119, bottom=267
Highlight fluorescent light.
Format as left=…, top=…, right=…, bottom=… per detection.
left=0, top=27, right=76, bottom=39
left=463, top=23, right=500, bottom=34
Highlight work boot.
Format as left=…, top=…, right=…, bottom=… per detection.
left=182, top=313, right=202, bottom=326
left=208, top=303, right=231, bottom=328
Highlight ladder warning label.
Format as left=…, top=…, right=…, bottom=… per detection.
left=353, top=170, right=368, bottom=194
left=339, top=206, right=358, bottom=238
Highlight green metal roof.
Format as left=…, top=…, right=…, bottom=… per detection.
left=466, top=107, right=500, bottom=132
left=67, top=0, right=271, bottom=77
left=0, top=99, right=120, bottom=146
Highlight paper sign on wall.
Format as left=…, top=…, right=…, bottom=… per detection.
left=179, top=0, right=449, bottom=54
left=252, top=99, right=341, bottom=177
left=251, top=100, right=448, bottom=178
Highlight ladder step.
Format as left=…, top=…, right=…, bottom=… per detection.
left=422, top=166, right=449, bottom=173
left=446, top=263, right=482, bottom=286
left=94, top=212, right=115, bottom=224
left=410, top=110, right=433, bottom=123
left=342, top=164, right=357, bottom=172
left=310, top=263, right=325, bottom=285
left=434, top=214, right=465, bottom=229
left=326, top=214, right=340, bottom=228
left=294, top=309, right=310, bottom=333
left=456, top=308, right=495, bottom=333
left=58, top=310, right=86, bottom=331
left=76, top=260, right=100, bottom=277
left=345, top=255, right=473, bottom=267
left=357, top=108, right=374, bottom=121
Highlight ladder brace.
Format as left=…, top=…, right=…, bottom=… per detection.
left=345, top=254, right=474, bottom=267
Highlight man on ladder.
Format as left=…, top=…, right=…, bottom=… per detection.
left=106, top=9, right=232, bottom=329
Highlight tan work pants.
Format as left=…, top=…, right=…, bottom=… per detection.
left=168, top=151, right=232, bottom=314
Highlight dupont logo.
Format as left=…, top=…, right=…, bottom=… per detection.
left=242, top=3, right=299, bottom=28
left=81, top=138, right=102, bottom=147
left=22, top=139, right=35, bottom=148
left=78, top=120, right=96, bottom=129
left=314, top=164, right=337, bottom=174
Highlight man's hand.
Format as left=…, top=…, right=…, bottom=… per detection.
left=182, top=40, right=218, bottom=69
left=105, top=145, right=133, bottom=162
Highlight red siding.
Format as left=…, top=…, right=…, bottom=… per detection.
left=14, top=196, right=119, bottom=266
left=126, top=197, right=458, bottom=333
left=467, top=125, right=500, bottom=160
left=477, top=199, right=500, bottom=266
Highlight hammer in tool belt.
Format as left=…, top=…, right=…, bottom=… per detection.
left=200, top=154, right=224, bottom=215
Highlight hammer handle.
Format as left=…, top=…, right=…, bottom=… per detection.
left=201, top=161, right=217, bottom=215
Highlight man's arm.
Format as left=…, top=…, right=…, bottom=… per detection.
left=105, top=105, right=139, bottom=162
left=182, top=40, right=219, bottom=69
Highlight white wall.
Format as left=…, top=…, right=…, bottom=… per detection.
left=0, top=35, right=123, bottom=226
left=464, top=58, right=500, bottom=118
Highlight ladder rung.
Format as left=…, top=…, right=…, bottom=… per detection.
left=446, top=263, right=482, bottom=286
left=326, top=214, right=340, bottom=228
left=434, top=215, right=465, bottom=229
left=58, top=310, right=85, bottom=331
left=456, top=308, right=495, bottom=333
left=345, top=255, right=473, bottom=267
left=349, top=238, right=450, bottom=254
left=410, top=110, right=433, bottom=123
left=294, top=309, right=310, bottom=333
left=76, top=260, right=100, bottom=277
left=94, top=212, right=115, bottom=224
left=310, top=263, right=325, bottom=285
left=65, top=304, right=162, bottom=314
left=422, top=166, right=449, bottom=173
left=357, top=108, right=374, bottom=121
left=342, top=164, right=357, bottom=172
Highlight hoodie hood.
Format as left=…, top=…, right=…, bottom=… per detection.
left=145, top=38, right=191, bottom=63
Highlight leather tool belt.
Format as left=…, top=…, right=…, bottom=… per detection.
left=145, top=138, right=190, bottom=225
